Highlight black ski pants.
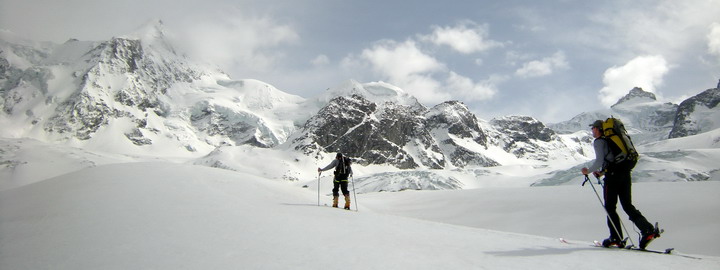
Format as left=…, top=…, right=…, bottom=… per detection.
left=332, top=179, right=349, bottom=197
left=603, top=168, right=654, bottom=240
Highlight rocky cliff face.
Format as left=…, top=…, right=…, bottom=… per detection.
left=290, top=89, right=586, bottom=169
left=425, top=101, right=498, bottom=168
left=669, top=87, right=720, bottom=139
left=292, top=94, right=434, bottom=169
left=489, top=116, right=557, bottom=161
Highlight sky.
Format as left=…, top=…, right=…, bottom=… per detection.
left=1, top=0, right=719, bottom=123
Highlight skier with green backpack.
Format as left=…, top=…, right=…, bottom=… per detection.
left=581, top=118, right=661, bottom=249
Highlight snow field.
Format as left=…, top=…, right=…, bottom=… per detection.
left=1, top=162, right=718, bottom=269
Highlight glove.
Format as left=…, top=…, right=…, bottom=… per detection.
left=592, top=171, right=602, bottom=178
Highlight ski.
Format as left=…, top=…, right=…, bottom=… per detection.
left=559, top=238, right=700, bottom=260
left=592, top=240, right=701, bottom=259
left=593, top=240, right=671, bottom=253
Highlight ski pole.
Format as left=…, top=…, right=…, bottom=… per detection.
left=350, top=175, right=358, bottom=212
left=317, top=172, right=321, bottom=207
left=594, top=175, right=637, bottom=247
left=583, top=174, right=628, bottom=246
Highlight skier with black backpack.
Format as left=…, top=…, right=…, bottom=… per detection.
left=581, top=118, right=661, bottom=249
left=318, top=153, right=353, bottom=210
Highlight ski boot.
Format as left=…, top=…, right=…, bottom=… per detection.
left=601, top=237, right=626, bottom=248
left=639, top=223, right=662, bottom=250
left=332, top=196, right=339, bottom=208
left=343, top=195, right=351, bottom=210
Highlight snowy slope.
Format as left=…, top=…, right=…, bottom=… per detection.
left=1, top=162, right=718, bottom=270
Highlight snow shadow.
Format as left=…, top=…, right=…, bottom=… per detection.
left=485, top=246, right=592, bottom=257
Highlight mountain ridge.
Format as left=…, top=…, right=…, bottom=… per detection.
left=2, top=27, right=719, bottom=191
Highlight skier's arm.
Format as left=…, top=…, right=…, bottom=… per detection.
left=318, top=159, right=338, bottom=172
left=587, top=139, right=608, bottom=173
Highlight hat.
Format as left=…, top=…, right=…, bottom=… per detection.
left=589, top=120, right=603, bottom=129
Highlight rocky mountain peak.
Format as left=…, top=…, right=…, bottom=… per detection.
left=320, top=80, right=425, bottom=112
left=426, top=101, right=488, bottom=146
left=612, top=87, right=657, bottom=108
left=669, top=87, right=720, bottom=138
left=491, top=115, right=555, bottom=143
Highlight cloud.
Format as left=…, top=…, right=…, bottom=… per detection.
left=177, top=15, right=299, bottom=73
left=361, top=40, right=446, bottom=80
left=708, top=22, right=720, bottom=59
left=311, top=54, right=330, bottom=66
left=583, top=1, right=720, bottom=62
left=515, top=51, right=569, bottom=78
left=599, top=55, right=669, bottom=107
left=355, top=38, right=500, bottom=104
left=357, top=40, right=449, bottom=102
left=421, top=21, right=502, bottom=54
left=446, top=72, right=499, bottom=101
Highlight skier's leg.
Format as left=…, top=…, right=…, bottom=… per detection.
left=617, top=171, right=653, bottom=233
left=604, top=178, right=623, bottom=240
left=341, top=181, right=350, bottom=209
left=332, top=181, right=340, bottom=207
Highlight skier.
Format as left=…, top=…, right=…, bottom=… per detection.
left=318, top=153, right=353, bottom=210
left=581, top=120, right=661, bottom=249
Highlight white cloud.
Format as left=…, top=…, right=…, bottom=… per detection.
left=708, top=22, right=720, bottom=59
left=599, top=55, right=669, bottom=107
left=178, top=16, right=299, bottom=73
left=421, top=21, right=502, bottom=54
left=355, top=39, right=500, bottom=104
left=361, top=40, right=446, bottom=80
left=515, top=51, right=569, bottom=78
left=398, top=74, right=452, bottom=102
left=446, top=72, right=498, bottom=101
left=358, top=40, right=448, bottom=102
left=311, top=54, right=330, bottom=66
left=584, top=1, right=720, bottom=62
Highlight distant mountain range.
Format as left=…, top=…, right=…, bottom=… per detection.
left=1, top=21, right=718, bottom=191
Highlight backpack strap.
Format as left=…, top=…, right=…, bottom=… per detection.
left=598, top=136, right=620, bottom=171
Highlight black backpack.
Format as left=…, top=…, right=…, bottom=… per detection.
left=334, top=157, right=352, bottom=180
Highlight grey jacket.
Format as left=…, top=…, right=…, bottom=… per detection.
left=320, top=158, right=353, bottom=175
left=320, top=159, right=340, bottom=172
left=587, top=138, right=615, bottom=173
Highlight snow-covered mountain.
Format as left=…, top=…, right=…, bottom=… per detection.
left=0, top=21, right=309, bottom=157
left=287, top=81, right=590, bottom=172
left=549, top=87, right=678, bottom=144
left=537, top=86, right=720, bottom=186
left=2, top=22, right=720, bottom=270
left=2, top=22, right=719, bottom=194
